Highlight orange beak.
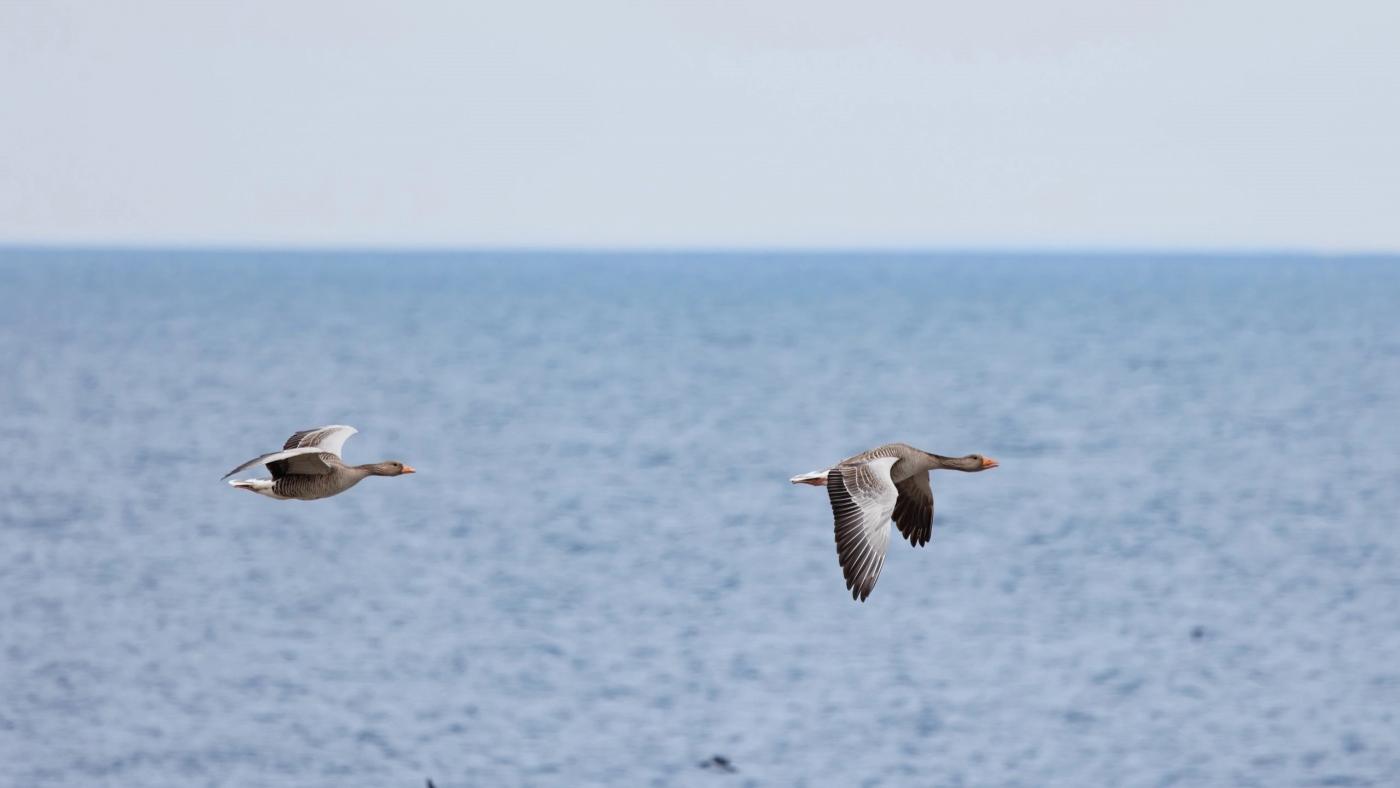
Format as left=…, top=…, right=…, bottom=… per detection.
left=401, top=465, right=416, bottom=474
left=981, top=456, right=999, bottom=469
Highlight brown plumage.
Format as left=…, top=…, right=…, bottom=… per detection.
left=791, top=443, right=997, bottom=601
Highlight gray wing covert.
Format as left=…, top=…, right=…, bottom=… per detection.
left=222, top=447, right=335, bottom=479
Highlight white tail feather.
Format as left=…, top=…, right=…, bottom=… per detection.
left=228, top=479, right=283, bottom=498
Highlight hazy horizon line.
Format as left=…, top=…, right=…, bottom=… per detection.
left=2, top=241, right=1398, bottom=259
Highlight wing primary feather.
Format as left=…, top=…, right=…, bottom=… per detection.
left=893, top=472, right=935, bottom=548
left=826, top=458, right=898, bottom=602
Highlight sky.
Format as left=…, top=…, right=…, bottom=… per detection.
left=2, top=1, right=1398, bottom=251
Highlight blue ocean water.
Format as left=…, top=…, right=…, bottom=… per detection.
left=1, top=249, right=1398, bottom=787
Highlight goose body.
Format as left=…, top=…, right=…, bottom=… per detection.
left=791, top=443, right=997, bottom=601
left=223, top=425, right=414, bottom=501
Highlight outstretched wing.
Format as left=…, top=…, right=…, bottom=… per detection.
left=892, top=471, right=934, bottom=547
left=222, top=447, right=335, bottom=480
left=827, top=456, right=899, bottom=602
left=266, top=425, right=357, bottom=477
left=282, top=425, right=358, bottom=457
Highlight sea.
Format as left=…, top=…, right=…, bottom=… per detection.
left=1, top=249, right=1397, bottom=787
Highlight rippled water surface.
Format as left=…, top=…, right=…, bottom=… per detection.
left=2, top=250, right=1398, bottom=786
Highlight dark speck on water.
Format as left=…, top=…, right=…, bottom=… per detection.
left=699, top=755, right=737, bottom=773
left=1, top=250, right=1398, bottom=786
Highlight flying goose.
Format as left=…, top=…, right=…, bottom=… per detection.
left=223, top=425, right=414, bottom=500
left=791, top=443, right=997, bottom=601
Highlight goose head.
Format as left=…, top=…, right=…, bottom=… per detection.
left=365, top=461, right=416, bottom=476
left=948, top=453, right=998, bottom=472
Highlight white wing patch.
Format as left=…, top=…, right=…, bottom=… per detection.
left=284, top=425, right=358, bottom=458
left=827, top=456, right=899, bottom=602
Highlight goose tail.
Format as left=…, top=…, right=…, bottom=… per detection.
left=228, top=478, right=278, bottom=497
left=789, top=470, right=829, bottom=486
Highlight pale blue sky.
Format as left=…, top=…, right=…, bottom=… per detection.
left=2, top=1, right=1398, bottom=250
